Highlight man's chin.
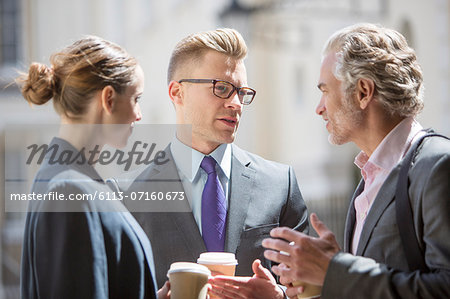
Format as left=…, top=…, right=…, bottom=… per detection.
left=221, top=137, right=235, bottom=144
left=328, top=134, right=348, bottom=146
left=217, top=131, right=237, bottom=144
left=226, top=133, right=237, bottom=143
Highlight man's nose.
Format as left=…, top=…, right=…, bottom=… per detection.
left=316, top=97, right=325, bottom=115
left=225, top=91, right=243, bottom=110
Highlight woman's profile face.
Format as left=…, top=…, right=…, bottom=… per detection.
left=106, top=65, right=145, bottom=148
left=112, top=65, right=144, bottom=125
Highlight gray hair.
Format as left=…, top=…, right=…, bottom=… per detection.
left=323, top=23, right=424, bottom=117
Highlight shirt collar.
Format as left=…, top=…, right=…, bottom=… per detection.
left=170, top=137, right=232, bottom=182
left=354, top=117, right=423, bottom=172
left=208, top=143, right=232, bottom=181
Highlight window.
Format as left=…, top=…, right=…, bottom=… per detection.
left=0, top=0, right=20, bottom=66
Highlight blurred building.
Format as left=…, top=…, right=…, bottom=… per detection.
left=0, top=0, right=448, bottom=297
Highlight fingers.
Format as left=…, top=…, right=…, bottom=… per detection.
left=210, top=273, right=283, bottom=299
left=261, top=237, right=292, bottom=254
left=156, top=280, right=171, bottom=299
left=270, top=264, right=294, bottom=285
left=262, top=233, right=298, bottom=267
left=157, top=280, right=169, bottom=292
left=252, top=259, right=273, bottom=280
left=285, top=285, right=305, bottom=298
left=209, top=276, right=249, bottom=299
left=310, top=213, right=340, bottom=249
left=310, top=213, right=330, bottom=238
left=263, top=248, right=292, bottom=265
left=210, top=275, right=251, bottom=288
left=209, top=286, right=239, bottom=299
left=252, top=259, right=262, bottom=275
left=210, top=280, right=242, bottom=295
left=268, top=226, right=307, bottom=243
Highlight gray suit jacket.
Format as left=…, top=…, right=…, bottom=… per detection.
left=322, top=136, right=450, bottom=298
left=21, top=138, right=157, bottom=299
left=111, top=143, right=309, bottom=287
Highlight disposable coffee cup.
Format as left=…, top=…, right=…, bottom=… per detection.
left=167, top=262, right=211, bottom=299
left=197, top=252, right=238, bottom=276
left=292, top=281, right=322, bottom=299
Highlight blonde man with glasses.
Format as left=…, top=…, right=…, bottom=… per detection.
left=110, top=28, right=308, bottom=298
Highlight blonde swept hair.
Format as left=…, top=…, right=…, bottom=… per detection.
left=17, top=36, right=138, bottom=118
left=323, top=23, right=424, bottom=118
left=167, top=28, right=248, bottom=84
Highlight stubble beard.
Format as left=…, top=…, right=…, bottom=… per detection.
left=328, top=96, right=365, bottom=145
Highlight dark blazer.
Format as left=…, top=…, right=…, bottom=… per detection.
left=21, top=138, right=157, bottom=299
left=322, top=136, right=450, bottom=298
left=110, top=143, right=309, bottom=287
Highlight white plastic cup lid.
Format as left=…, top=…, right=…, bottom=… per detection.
left=197, top=252, right=238, bottom=265
left=167, top=262, right=211, bottom=277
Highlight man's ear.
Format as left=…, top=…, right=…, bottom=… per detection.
left=356, top=78, right=375, bottom=110
left=168, top=80, right=183, bottom=106
left=101, top=85, right=116, bottom=114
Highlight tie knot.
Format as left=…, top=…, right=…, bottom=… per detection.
left=201, top=156, right=217, bottom=175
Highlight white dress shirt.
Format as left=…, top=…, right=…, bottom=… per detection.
left=170, top=137, right=232, bottom=234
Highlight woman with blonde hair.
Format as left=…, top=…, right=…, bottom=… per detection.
left=18, top=36, right=168, bottom=299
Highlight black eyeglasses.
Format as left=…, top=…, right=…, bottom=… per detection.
left=178, top=79, right=256, bottom=105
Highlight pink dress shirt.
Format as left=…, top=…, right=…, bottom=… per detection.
left=351, top=117, right=425, bottom=254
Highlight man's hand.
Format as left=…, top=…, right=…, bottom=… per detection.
left=284, top=282, right=308, bottom=299
left=157, top=281, right=170, bottom=299
left=262, top=213, right=341, bottom=287
left=208, top=259, right=284, bottom=299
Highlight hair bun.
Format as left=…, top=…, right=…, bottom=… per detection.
left=19, top=63, right=56, bottom=105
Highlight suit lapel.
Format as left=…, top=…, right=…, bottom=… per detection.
left=225, top=145, right=256, bottom=253
left=172, top=211, right=206, bottom=259
left=356, top=165, right=401, bottom=256
left=147, top=145, right=180, bottom=181
left=344, top=179, right=364, bottom=252
left=155, top=146, right=206, bottom=255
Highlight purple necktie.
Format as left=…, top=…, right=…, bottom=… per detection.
left=200, top=156, right=227, bottom=251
